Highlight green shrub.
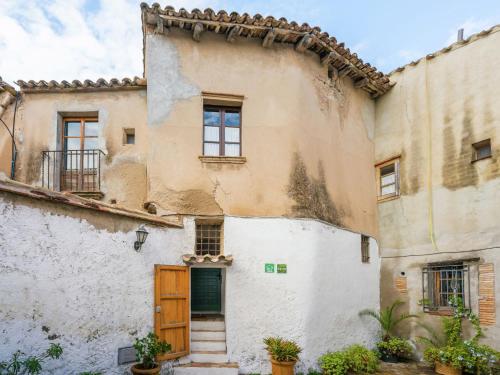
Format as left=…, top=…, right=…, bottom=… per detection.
left=319, top=344, right=379, bottom=375
left=0, top=343, right=63, bottom=375
left=263, top=337, right=302, bottom=362
left=133, top=332, right=171, bottom=370
left=376, top=337, right=413, bottom=360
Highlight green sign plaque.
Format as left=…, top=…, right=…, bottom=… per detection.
left=265, top=263, right=275, bottom=273
left=277, top=264, right=287, bottom=274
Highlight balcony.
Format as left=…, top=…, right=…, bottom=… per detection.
left=41, top=149, right=105, bottom=199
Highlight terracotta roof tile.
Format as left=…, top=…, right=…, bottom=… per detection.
left=16, top=76, right=146, bottom=93
left=140, top=3, right=392, bottom=97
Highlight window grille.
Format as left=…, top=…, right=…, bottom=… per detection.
left=361, top=235, right=370, bottom=263
left=195, top=223, right=222, bottom=256
left=422, top=263, right=470, bottom=312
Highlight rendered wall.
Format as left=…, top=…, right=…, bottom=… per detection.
left=375, top=30, right=500, bottom=346
left=0, top=193, right=380, bottom=374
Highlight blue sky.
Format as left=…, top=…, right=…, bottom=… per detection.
left=0, top=0, right=499, bottom=84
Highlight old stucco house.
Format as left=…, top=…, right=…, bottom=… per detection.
left=0, top=3, right=498, bottom=374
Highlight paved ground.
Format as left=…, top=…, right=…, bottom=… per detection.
left=377, top=362, right=435, bottom=374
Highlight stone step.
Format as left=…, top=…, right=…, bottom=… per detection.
left=174, top=362, right=238, bottom=375
left=191, top=330, right=225, bottom=341
left=189, top=351, right=228, bottom=363
left=191, top=320, right=225, bottom=331
left=191, top=340, right=226, bottom=352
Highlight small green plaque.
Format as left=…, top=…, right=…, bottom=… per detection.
left=277, top=264, right=287, bottom=274
left=265, top=263, right=275, bottom=273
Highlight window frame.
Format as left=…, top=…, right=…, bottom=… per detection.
left=472, top=139, right=492, bottom=162
left=202, top=105, right=242, bottom=157
left=361, top=235, right=370, bottom=263
left=194, top=219, right=224, bottom=256
left=422, top=262, right=471, bottom=314
left=375, top=157, right=400, bottom=202
left=123, top=128, right=135, bottom=145
left=62, top=117, right=99, bottom=152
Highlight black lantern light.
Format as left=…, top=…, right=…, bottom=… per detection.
left=134, top=225, right=149, bottom=251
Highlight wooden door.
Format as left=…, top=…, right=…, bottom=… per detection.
left=154, top=265, right=190, bottom=360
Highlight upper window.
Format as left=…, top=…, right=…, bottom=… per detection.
left=195, top=221, right=223, bottom=256
left=376, top=158, right=400, bottom=200
left=123, top=128, right=135, bottom=145
left=422, top=263, right=470, bottom=313
left=472, top=139, right=491, bottom=162
left=203, top=106, right=241, bottom=157
left=63, top=118, right=99, bottom=152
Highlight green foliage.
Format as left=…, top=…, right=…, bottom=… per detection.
left=133, top=333, right=171, bottom=370
left=79, top=372, right=102, bottom=375
left=359, top=300, right=416, bottom=340
left=376, top=337, right=413, bottom=360
left=419, top=297, right=500, bottom=373
left=263, top=337, right=302, bottom=362
left=0, top=343, right=63, bottom=375
left=319, top=344, right=379, bottom=375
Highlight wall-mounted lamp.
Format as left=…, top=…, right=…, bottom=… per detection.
left=134, top=225, right=149, bottom=251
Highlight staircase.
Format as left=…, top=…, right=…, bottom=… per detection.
left=174, top=317, right=238, bottom=375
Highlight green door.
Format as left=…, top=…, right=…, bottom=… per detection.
left=191, top=268, right=222, bottom=313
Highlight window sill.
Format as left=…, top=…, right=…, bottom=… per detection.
left=471, top=155, right=492, bottom=163
left=377, top=194, right=400, bottom=203
left=199, top=156, right=247, bottom=164
left=425, top=309, right=453, bottom=316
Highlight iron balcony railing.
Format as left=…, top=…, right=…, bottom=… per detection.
left=41, top=149, right=105, bottom=193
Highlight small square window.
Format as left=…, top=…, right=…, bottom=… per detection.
left=195, top=221, right=223, bottom=256
left=361, top=235, right=370, bottom=263
left=123, top=128, right=135, bottom=145
left=472, top=139, right=491, bottom=162
left=376, top=158, right=400, bottom=201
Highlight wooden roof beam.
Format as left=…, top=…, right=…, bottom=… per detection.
left=295, top=34, right=313, bottom=52
left=262, top=29, right=276, bottom=48
left=354, top=77, right=369, bottom=88
left=192, top=22, right=203, bottom=42
left=226, top=25, right=240, bottom=43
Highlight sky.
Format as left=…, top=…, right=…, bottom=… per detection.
left=0, top=0, right=499, bottom=85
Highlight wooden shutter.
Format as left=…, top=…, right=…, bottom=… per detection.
left=478, top=263, right=496, bottom=326
left=154, top=265, right=190, bottom=360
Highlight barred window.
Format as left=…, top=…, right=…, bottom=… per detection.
left=422, top=263, right=470, bottom=312
left=195, top=222, right=222, bottom=256
left=361, top=235, right=370, bottom=263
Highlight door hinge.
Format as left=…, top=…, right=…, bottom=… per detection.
left=156, top=306, right=161, bottom=313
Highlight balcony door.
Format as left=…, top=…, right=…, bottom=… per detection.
left=62, top=118, right=100, bottom=192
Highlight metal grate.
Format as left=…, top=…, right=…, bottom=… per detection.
left=196, top=223, right=222, bottom=256
left=422, top=263, right=470, bottom=312
left=361, top=235, right=370, bottom=263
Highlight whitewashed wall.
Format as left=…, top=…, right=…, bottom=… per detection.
left=0, top=197, right=380, bottom=374
left=224, top=216, right=381, bottom=374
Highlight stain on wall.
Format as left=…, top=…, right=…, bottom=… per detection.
left=287, top=152, right=342, bottom=226
left=147, top=186, right=223, bottom=216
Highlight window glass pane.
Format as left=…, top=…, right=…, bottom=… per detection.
left=224, top=110, right=240, bottom=126
left=204, top=109, right=220, bottom=126
left=225, top=143, right=240, bottom=157
left=225, top=127, right=240, bottom=143
left=381, top=163, right=395, bottom=176
left=204, top=143, right=220, bottom=156
left=477, top=145, right=491, bottom=159
left=204, top=126, right=220, bottom=142
left=64, top=122, right=81, bottom=137
left=65, top=151, right=80, bottom=170
left=64, top=138, right=80, bottom=151
left=84, top=138, right=98, bottom=150
left=84, top=121, right=98, bottom=137
left=381, top=173, right=395, bottom=186
left=381, top=184, right=396, bottom=196
left=126, top=134, right=135, bottom=144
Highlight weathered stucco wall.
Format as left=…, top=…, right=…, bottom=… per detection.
left=0, top=192, right=380, bottom=374
left=0, top=89, right=148, bottom=210
left=375, top=30, right=500, bottom=346
left=145, top=29, right=378, bottom=236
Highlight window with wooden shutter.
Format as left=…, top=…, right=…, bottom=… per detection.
left=479, top=263, right=496, bottom=326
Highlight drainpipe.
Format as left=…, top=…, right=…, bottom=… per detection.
left=10, top=93, right=19, bottom=180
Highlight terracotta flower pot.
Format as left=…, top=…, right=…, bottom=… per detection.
left=435, top=361, right=462, bottom=375
left=131, top=364, right=161, bottom=375
left=270, top=358, right=297, bottom=375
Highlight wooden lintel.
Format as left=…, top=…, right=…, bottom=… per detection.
left=295, top=34, right=313, bottom=52
left=192, top=22, right=203, bottom=42
left=354, top=78, right=369, bottom=88
left=226, top=26, right=240, bottom=43
left=262, top=29, right=276, bottom=48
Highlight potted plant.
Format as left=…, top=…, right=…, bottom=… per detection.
left=376, top=337, right=413, bottom=363
left=359, top=300, right=416, bottom=362
left=131, top=332, right=171, bottom=375
left=319, top=344, right=379, bottom=375
left=418, top=297, right=500, bottom=375
left=264, top=337, right=302, bottom=375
